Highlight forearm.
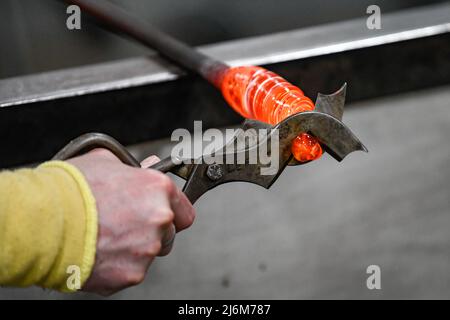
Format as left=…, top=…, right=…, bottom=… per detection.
left=0, top=161, right=97, bottom=291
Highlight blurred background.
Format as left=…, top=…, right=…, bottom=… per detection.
left=0, top=0, right=447, bottom=78
left=0, top=0, right=449, bottom=299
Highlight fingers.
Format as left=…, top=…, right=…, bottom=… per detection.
left=158, top=224, right=176, bottom=256
left=75, top=150, right=194, bottom=295
left=149, top=167, right=195, bottom=232
left=170, top=186, right=196, bottom=232
left=88, top=151, right=195, bottom=233
left=140, top=155, right=195, bottom=239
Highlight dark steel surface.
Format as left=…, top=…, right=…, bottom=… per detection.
left=314, top=84, right=347, bottom=121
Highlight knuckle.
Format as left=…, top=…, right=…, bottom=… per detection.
left=151, top=208, right=174, bottom=226
left=142, top=170, right=174, bottom=193
left=145, top=240, right=163, bottom=257
left=157, top=174, right=174, bottom=193
left=125, top=272, right=146, bottom=286
left=140, top=168, right=160, bottom=182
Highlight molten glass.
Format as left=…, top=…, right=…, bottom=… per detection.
left=291, top=133, right=323, bottom=162
left=220, top=66, right=322, bottom=162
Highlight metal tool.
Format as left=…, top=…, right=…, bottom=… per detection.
left=54, top=84, right=366, bottom=204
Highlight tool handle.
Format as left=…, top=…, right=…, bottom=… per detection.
left=147, top=156, right=179, bottom=173
left=65, top=0, right=228, bottom=87
left=52, top=132, right=177, bottom=173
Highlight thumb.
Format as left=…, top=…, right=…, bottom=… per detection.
left=140, top=155, right=161, bottom=168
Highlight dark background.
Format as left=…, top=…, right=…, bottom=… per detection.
left=0, top=0, right=446, bottom=78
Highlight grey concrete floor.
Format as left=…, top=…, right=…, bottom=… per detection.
left=1, top=85, right=450, bottom=299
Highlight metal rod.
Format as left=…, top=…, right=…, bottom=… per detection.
left=65, top=0, right=229, bottom=88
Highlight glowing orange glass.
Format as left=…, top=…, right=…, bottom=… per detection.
left=220, top=66, right=322, bottom=162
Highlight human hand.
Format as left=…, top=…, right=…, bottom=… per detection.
left=67, top=149, right=195, bottom=295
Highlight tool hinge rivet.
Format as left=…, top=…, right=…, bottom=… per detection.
left=206, top=164, right=223, bottom=181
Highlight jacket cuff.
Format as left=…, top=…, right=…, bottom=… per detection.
left=39, top=161, right=98, bottom=291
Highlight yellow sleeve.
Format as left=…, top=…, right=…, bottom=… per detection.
left=0, top=161, right=98, bottom=292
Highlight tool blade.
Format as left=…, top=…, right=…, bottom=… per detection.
left=314, top=83, right=347, bottom=120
